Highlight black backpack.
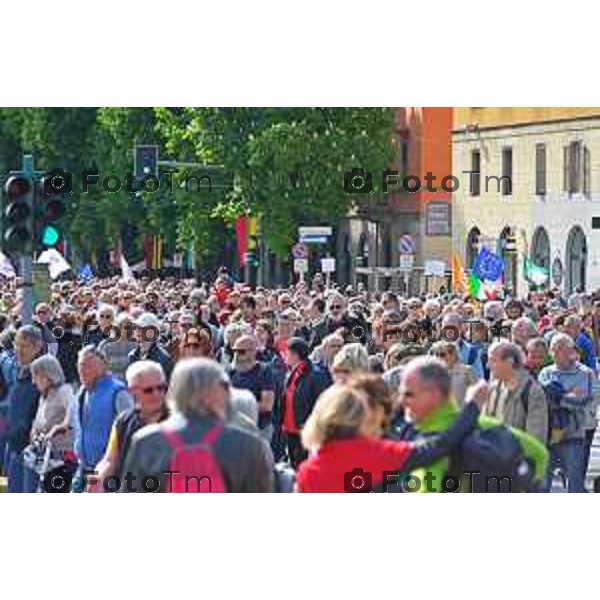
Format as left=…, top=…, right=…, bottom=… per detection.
left=449, top=425, right=537, bottom=493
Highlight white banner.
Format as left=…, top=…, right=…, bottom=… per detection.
left=424, top=260, right=446, bottom=277
left=37, top=249, right=71, bottom=279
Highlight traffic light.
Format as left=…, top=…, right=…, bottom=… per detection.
left=134, top=145, right=158, bottom=180
left=37, top=173, right=68, bottom=249
left=3, top=173, right=34, bottom=252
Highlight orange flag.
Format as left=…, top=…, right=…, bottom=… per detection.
left=451, top=253, right=467, bottom=293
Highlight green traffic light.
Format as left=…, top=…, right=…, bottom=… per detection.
left=41, top=224, right=60, bottom=247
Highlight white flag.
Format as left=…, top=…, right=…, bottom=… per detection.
left=120, top=254, right=135, bottom=282
left=37, top=249, right=71, bottom=279
left=0, top=251, right=16, bottom=279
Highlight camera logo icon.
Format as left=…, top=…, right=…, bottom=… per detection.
left=44, top=168, right=73, bottom=195
left=344, top=468, right=373, bottom=493
left=343, top=168, right=373, bottom=194
left=43, top=464, right=75, bottom=493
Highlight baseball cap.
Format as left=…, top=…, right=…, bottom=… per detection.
left=133, top=312, right=162, bottom=330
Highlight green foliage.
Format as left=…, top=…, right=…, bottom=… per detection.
left=158, top=107, right=395, bottom=256
left=0, top=107, right=395, bottom=262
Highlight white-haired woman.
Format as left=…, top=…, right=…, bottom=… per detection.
left=30, top=354, right=75, bottom=450
left=26, top=354, right=75, bottom=490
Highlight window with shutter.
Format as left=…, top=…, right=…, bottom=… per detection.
left=502, top=147, right=512, bottom=196
left=569, top=141, right=581, bottom=195
left=535, top=143, right=546, bottom=196
left=564, top=145, right=569, bottom=193
left=584, top=146, right=591, bottom=198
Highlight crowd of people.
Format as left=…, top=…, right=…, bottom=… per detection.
left=1, top=266, right=599, bottom=492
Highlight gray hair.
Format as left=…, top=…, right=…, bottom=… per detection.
left=30, top=354, right=65, bottom=387
left=224, top=321, right=252, bottom=346
left=125, top=360, right=165, bottom=387
left=526, top=337, right=548, bottom=354
left=16, top=325, right=43, bottom=347
left=489, top=340, right=524, bottom=369
left=512, top=317, right=538, bottom=340
left=564, top=314, right=582, bottom=330
left=97, top=304, right=116, bottom=319
left=168, top=358, right=230, bottom=418
left=230, top=387, right=259, bottom=427
left=442, top=312, right=462, bottom=328
left=78, top=344, right=108, bottom=364
left=550, top=332, right=575, bottom=352
left=406, top=357, right=452, bottom=399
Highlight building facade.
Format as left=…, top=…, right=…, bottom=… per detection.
left=338, top=107, right=453, bottom=293
left=452, top=107, right=600, bottom=295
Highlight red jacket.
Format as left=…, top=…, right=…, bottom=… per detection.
left=296, top=437, right=413, bottom=493
left=296, top=403, right=481, bottom=493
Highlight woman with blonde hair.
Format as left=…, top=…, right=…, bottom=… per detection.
left=331, top=343, right=369, bottom=384
left=296, top=375, right=485, bottom=493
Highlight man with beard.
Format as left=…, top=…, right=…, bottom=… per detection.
left=228, top=334, right=276, bottom=442
left=309, top=292, right=366, bottom=350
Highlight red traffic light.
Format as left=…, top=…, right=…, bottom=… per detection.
left=44, top=198, right=66, bottom=220
left=5, top=175, right=32, bottom=200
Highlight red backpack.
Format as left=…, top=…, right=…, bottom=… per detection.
left=162, top=426, right=227, bottom=493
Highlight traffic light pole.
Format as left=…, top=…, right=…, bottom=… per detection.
left=20, top=155, right=35, bottom=325
left=20, top=254, right=33, bottom=325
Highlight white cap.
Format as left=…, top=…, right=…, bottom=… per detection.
left=133, top=312, right=162, bottom=330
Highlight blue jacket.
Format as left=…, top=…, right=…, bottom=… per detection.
left=75, top=375, right=127, bottom=469
left=6, top=365, right=40, bottom=452
left=538, top=362, right=594, bottom=440
left=576, top=332, right=597, bottom=371
left=457, top=338, right=484, bottom=379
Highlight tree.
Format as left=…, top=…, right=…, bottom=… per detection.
left=158, top=107, right=395, bottom=256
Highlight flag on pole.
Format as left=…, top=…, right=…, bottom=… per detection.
left=468, top=272, right=481, bottom=298
left=524, top=256, right=549, bottom=286
left=37, top=249, right=71, bottom=279
left=451, top=253, right=467, bottom=293
left=120, top=254, right=135, bottom=282
left=0, top=251, right=16, bottom=279
left=78, top=264, right=93, bottom=282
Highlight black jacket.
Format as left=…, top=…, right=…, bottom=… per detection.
left=281, top=360, right=330, bottom=430
left=128, top=342, right=174, bottom=381
left=309, top=313, right=367, bottom=349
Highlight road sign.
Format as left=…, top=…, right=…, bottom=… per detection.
left=299, top=235, right=328, bottom=244
left=321, top=258, right=336, bottom=273
left=399, top=234, right=415, bottom=254
left=294, top=258, right=309, bottom=273
left=298, top=226, right=332, bottom=237
left=292, top=243, right=308, bottom=259
left=399, top=254, right=414, bottom=270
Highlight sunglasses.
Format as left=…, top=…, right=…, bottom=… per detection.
left=140, top=383, right=167, bottom=394
left=99, top=314, right=112, bottom=319
left=233, top=348, right=250, bottom=355
left=331, top=305, right=343, bottom=310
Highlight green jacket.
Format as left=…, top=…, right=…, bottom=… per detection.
left=411, top=400, right=549, bottom=492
